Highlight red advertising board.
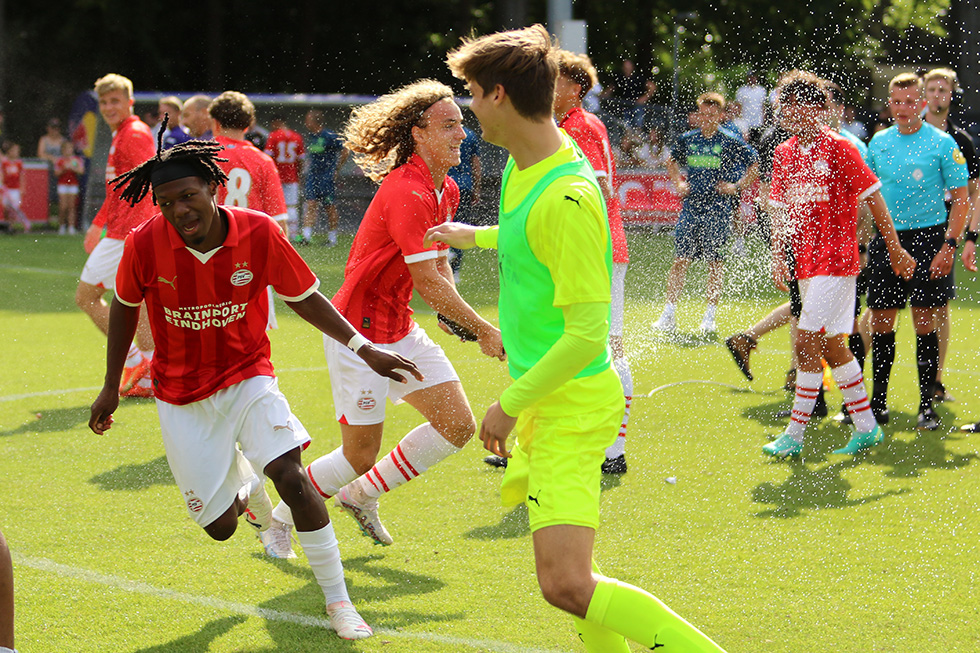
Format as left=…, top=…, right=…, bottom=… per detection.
left=616, top=170, right=681, bottom=226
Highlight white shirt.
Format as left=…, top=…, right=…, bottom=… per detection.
left=736, top=83, right=768, bottom=128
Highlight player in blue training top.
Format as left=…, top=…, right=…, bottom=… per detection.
left=299, top=109, right=349, bottom=246
left=866, top=72, right=970, bottom=431
left=653, top=92, right=758, bottom=334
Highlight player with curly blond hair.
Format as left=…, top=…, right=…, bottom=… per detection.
left=261, top=79, right=505, bottom=555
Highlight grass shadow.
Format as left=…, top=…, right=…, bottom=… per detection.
left=863, top=427, right=977, bottom=480
left=129, top=615, right=246, bottom=653
left=89, top=455, right=175, bottom=491
left=463, top=504, right=529, bottom=540
left=0, top=405, right=91, bottom=437
left=752, top=455, right=912, bottom=519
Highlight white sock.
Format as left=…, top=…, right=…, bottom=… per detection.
left=328, top=229, right=337, bottom=242
left=784, top=371, right=823, bottom=442
left=605, top=434, right=626, bottom=459
left=141, top=348, right=154, bottom=361
left=125, top=343, right=141, bottom=367
left=308, top=446, right=358, bottom=498
left=661, top=302, right=676, bottom=318
left=295, top=523, right=350, bottom=605
left=358, top=423, right=461, bottom=499
left=831, top=358, right=877, bottom=433
left=703, top=304, right=717, bottom=323
left=272, top=447, right=359, bottom=527
left=302, top=226, right=312, bottom=239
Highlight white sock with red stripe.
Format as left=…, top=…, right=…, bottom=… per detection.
left=605, top=356, right=632, bottom=460
left=784, top=371, right=823, bottom=442
left=358, top=423, right=461, bottom=499
left=831, top=358, right=876, bottom=433
left=125, top=343, right=142, bottom=367
left=270, top=446, right=357, bottom=527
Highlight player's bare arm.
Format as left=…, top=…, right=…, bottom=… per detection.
left=769, top=207, right=791, bottom=292
left=864, top=190, right=916, bottom=280
left=931, top=185, right=969, bottom=278
left=961, top=191, right=980, bottom=271
left=478, top=400, right=518, bottom=458
left=89, top=298, right=141, bottom=434
left=423, top=222, right=479, bottom=249
left=717, top=161, right=759, bottom=196
left=286, top=291, right=423, bottom=384
left=408, top=257, right=505, bottom=360
left=666, top=158, right=689, bottom=197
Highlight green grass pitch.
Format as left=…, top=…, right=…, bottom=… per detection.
left=2, top=230, right=979, bottom=652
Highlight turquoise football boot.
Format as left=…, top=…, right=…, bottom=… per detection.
left=832, top=424, right=883, bottom=455
left=763, top=433, right=803, bottom=458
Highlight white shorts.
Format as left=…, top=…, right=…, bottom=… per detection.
left=797, top=275, right=856, bottom=336
left=58, top=184, right=79, bottom=195
left=79, top=237, right=126, bottom=289
left=156, top=375, right=310, bottom=527
left=282, top=182, right=299, bottom=208
left=610, top=262, right=628, bottom=337
left=324, top=323, right=459, bottom=425
left=2, top=189, right=20, bottom=209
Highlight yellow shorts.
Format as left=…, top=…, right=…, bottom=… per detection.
left=500, top=394, right=624, bottom=532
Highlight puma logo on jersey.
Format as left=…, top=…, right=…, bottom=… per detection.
left=563, top=194, right=582, bottom=207
left=158, top=275, right=177, bottom=290
left=528, top=492, right=541, bottom=506
left=273, top=424, right=293, bottom=432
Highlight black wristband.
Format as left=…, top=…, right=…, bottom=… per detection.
left=966, top=230, right=979, bottom=243
left=945, top=237, right=958, bottom=249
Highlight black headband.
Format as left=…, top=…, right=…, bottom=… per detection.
left=150, top=160, right=203, bottom=188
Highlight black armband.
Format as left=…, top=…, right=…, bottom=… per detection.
left=966, top=230, right=979, bottom=243
left=858, top=244, right=867, bottom=254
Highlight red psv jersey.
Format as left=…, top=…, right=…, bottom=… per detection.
left=214, top=136, right=288, bottom=221
left=56, top=156, right=82, bottom=185
left=1, top=159, right=21, bottom=189
left=115, top=206, right=319, bottom=405
left=770, top=127, right=881, bottom=279
left=559, top=109, right=629, bottom=263
left=264, top=128, right=305, bottom=184
left=93, top=115, right=156, bottom=239
left=332, top=154, right=457, bottom=343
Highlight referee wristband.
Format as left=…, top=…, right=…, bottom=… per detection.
left=346, top=333, right=370, bottom=354
left=945, top=237, right=958, bottom=249
left=966, top=230, right=979, bottom=243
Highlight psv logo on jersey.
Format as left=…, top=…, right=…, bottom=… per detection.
left=230, top=261, right=253, bottom=286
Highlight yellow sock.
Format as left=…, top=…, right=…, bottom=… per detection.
left=586, top=577, right=726, bottom=652
left=573, top=615, right=630, bottom=653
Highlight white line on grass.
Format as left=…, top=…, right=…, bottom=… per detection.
left=0, top=264, right=79, bottom=276
left=0, top=386, right=102, bottom=403
left=13, top=552, right=571, bottom=653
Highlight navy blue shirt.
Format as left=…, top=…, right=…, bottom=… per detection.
left=305, top=129, right=344, bottom=178
left=162, top=126, right=192, bottom=150
left=673, top=127, right=757, bottom=215
left=449, top=127, right=481, bottom=192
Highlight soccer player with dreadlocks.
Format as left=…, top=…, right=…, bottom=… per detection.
left=87, top=137, right=422, bottom=640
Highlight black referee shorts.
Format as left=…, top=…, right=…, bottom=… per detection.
left=866, top=224, right=953, bottom=310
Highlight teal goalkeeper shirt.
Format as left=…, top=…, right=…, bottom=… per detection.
left=867, top=122, right=968, bottom=231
